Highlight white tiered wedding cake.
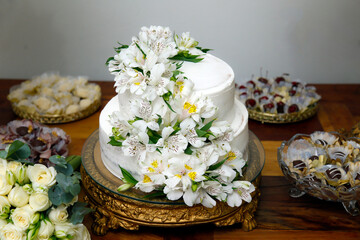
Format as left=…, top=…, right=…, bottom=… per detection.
left=99, top=26, right=253, bottom=208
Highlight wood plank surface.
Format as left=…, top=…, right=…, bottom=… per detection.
left=1, top=80, right=360, bottom=239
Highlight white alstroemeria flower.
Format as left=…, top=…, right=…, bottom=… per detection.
left=209, top=121, right=233, bottom=139
left=118, top=44, right=146, bottom=69
left=223, top=150, right=246, bottom=175
left=122, top=134, right=147, bottom=157
left=109, top=111, right=132, bottom=136
left=181, top=94, right=217, bottom=123
left=114, top=68, right=147, bottom=95
left=173, top=75, right=194, bottom=98
left=163, top=155, right=206, bottom=205
left=195, top=145, right=220, bottom=167
left=224, top=181, right=255, bottom=207
left=180, top=118, right=206, bottom=148
left=190, top=180, right=228, bottom=208
left=137, top=26, right=177, bottom=62
left=135, top=152, right=167, bottom=192
left=175, top=32, right=198, bottom=51
left=210, top=163, right=237, bottom=184
left=156, top=127, right=188, bottom=156
left=148, top=63, right=170, bottom=95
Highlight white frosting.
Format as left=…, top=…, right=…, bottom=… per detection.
left=101, top=53, right=249, bottom=180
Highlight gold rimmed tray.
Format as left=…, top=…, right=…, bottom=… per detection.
left=248, top=103, right=319, bottom=124
left=80, top=129, right=265, bottom=235
left=9, top=84, right=101, bottom=124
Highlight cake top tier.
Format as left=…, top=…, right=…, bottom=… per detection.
left=180, top=53, right=234, bottom=94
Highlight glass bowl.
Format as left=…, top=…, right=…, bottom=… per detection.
left=278, top=132, right=360, bottom=216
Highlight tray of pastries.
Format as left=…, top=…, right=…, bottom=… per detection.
left=8, top=73, right=101, bottom=124
left=236, top=74, right=321, bottom=123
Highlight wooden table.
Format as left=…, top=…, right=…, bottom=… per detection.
left=1, top=80, right=360, bottom=239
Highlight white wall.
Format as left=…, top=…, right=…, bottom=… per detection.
left=1, top=0, right=360, bottom=84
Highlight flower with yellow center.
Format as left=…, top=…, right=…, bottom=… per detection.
left=183, top=102, right=197, bottom=114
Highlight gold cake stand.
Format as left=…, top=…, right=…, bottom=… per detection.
left=81, top=129, right=265, bottom=236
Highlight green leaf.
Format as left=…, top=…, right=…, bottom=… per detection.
left=132, top=67, right=144, bottom=74
left=163, top=98, right=176, bottom=113
left=147, top=129, right=161, bottom=144
left=196, top=46, right=212, bottom=53
left=108, top=136, right=122, bottom=147
left=195, top=129, right=207, bottom=137
left=49, top=155, right=67, bottom=168
left=105, top=57, right=114, bottom=66
left=0, top=150, right=6, bottom=159
left=56, top=173, right=80, bottom=195
left=184, top=146, right=193, bottom=155
left=5, top=140, right=31, bottom=161
left=169, top=54, right=203, bottom=63
left=156, top=114, right=163, bottom=126
left=69, top=202, right=93, bottom=225
left=143, top=191, right=166, bottom=199
left=48, top=185, right=74, bottom=206
left=135, top=42, right=147, bottom=58
left=208, top=158, right=227, bottom=171
left=114, top=43, right=129, bottom=53
left=66, top=155, right=81, bottom=171
left=200, top=119, right=216, bottom=131
left=54, top=163, right=73, bottom=176
left=120, top=166, right=138, bottom=185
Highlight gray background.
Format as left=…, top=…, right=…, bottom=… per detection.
left=1, top=0, right=360, bottom=84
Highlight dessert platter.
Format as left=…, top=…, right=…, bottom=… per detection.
left=81, top=26, right=265, bottom=235
left=8, top=73, right=101, bottom=124
left=236, top=75, right=321, bottom=123
left=278, top=131, right=360, bottom=216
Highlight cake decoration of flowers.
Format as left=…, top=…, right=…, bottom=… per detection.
left=236, top=74, right=321, bottom=119
left=105, top=26, right=254, bottom=208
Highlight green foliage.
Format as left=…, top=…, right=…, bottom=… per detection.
left=196, top=46, right=212, bottom=53
left=208, top=158, right=227, bottom=171
left=143, top=190, right=166, bottom=199
left=69, top=202, right=94, bottom=225
left=120, top=166, right=138, bottom=185
left=108, top=136, right=123, bottom=147
left=169, top=51, right=203, bottom=63
left=184, top=145, right=193, bottom=155
left=0, top=140, right=31, bottom=163
left=49, top=155, right=67, bottom=168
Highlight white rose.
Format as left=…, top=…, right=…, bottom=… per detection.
left=54, top=222, right=76, bottom=238
left=27, top=164, right=56, bottom=190
left=0, top=175, right=13, bottom=196
left=72, top=224, right=91, bottom=240
left=29, top=192, right=51, bottom=212
left=0, top=160, right=7, bottom=176
left=0, top=219, right=7, bottom=229
left=11, top=205, right=34, bottom=231
left=49, top=205, right=68, bottom=224
left=0, top=196, right=11, bottom=219
left=8, top=185, right=29, bottom=208
left=0, top=223, right=25, bottom=240
left=6, top=161, right=21, bottom=175
left=36, top=219, right=54, bottom=240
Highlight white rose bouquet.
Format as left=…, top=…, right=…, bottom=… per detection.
left=0, top=140, right=92, bottom=240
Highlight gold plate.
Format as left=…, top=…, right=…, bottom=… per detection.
left=9, top=84, right=101, bottom=124
left=81, top=129, right=265, bottom=235
left=248, top=103, right=319, bottom=124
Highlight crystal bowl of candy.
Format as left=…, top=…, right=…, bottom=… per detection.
left=278, top=131, right=360, bottom=216
left=236, top=74, right=321, bottom=123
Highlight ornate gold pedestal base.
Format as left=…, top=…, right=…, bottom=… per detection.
left=81, top=129, right=265, bottom=235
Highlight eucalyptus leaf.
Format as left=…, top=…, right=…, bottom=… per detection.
left=69, top=202, right=93, bottom=225
left=6, top=140, right=31, bottom=161
left=66, top=155, right=81, bottom=171
left=49, top=155, right=67, bottom=168
left=0, top=150, right=6, bottom=159
left=55, top=163, right=73, bottom=176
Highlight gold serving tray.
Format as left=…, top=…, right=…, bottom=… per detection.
left=81, top=129, right=265, bottom=235
left=248, top=103, right=319, bottom=124
left=9, top=85, right=101, bottom=124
